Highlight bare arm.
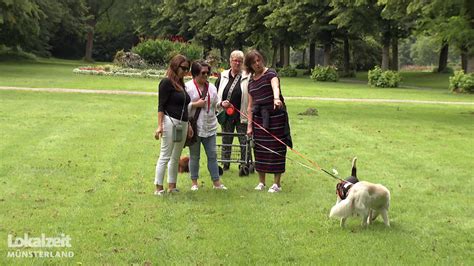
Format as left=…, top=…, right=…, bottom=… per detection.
left=246, top=93, right=253, bottom=135
left=271, top=77, right=282, bottom=109
left=155, top=111, right=164, bottom=140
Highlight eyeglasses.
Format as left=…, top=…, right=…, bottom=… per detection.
left=200, top=71, right=209, bottom=76
left=179, top=65, right=189, bottom=72
left=231, top=59, right=243, bottom=64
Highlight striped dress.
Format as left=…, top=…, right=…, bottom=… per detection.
left=248, top=69, right=288, bottom=173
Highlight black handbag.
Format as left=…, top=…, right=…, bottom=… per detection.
left=185, top=86, right=208, bottom=147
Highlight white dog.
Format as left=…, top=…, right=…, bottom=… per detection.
left=329, top=158, right=391, bottom=227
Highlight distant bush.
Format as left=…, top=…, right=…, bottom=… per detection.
left=277, top=66, right=298, bottom=77
left=132, top=39, right=203, bottom=65
left=368, top=66, right=401, bottom=88
left=432, top=66, right=454, bottom=74
left=449, top=70, right=474, bottom=93
left=113, top=50, right=147, bottom=68
left=310, top=65, right=338, bottom=82
left=0, top=45, right=37, bottom=61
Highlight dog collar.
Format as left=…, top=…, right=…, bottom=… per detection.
left=336, top=181, right=353, bottom=200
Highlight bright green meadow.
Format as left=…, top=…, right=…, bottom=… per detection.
left=0, top=59, right=473, bottom=264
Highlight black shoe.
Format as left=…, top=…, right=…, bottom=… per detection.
left=218, top=166, right=224, bottom=176
left=223, top=164, right=230, bottom=171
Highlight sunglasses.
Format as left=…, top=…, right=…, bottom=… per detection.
left=200, top=71, right=209, bottom=76
left=179, top=65, right=189, bottom=72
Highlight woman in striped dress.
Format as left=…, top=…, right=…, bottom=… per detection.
left=245, top=50, right=292, bottom=193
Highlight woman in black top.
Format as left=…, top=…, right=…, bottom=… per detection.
left=154, top=54, right=191, bottom=195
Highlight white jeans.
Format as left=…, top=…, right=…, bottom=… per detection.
left=154, top=115, right=188, bottom=186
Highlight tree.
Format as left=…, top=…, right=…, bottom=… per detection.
left=0, top=0, right=87, bottom=56
left=84, top=0, right=116, bottom=62
left=411, top=0, right=474, bottom=72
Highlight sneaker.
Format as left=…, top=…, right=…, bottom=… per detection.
left=154, top=189, right=165, bottom=196
left=213, top=184, right=228, bottom=190
left=168, top=188, right=180, bottom=193
left=254, top=182, right=266, bottom=191
left=268, top=184, right=281, bottom=193
left=190, top=185, right=199, bottom=191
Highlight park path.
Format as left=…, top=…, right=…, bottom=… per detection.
left=1, top=86, right=473, bottom=106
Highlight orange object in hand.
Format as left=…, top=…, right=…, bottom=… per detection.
left=226, top=106, right=235, bottom=115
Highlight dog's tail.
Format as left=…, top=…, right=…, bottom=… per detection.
left=329, top=197, right=354, bottom=219
left=351, top=157, right=357, bottom=178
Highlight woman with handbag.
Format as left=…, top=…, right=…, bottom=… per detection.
left=185, top=60, right=227, bottom=191
left=154, top=54, right=192, bottom=196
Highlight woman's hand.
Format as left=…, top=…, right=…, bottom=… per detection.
left=247, top=123, right=253, bottom=136
left=273, top=98, right=282, bottom=109
left=187, top=123, right=194, bottom=138
left=221, top=100, right=231, bottom=108
left=194, top=98, right=206, bottom=108
left=154, top=125, right=163, bottom=140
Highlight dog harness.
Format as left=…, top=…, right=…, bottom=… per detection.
left=336, top=181, right=353, bottom=200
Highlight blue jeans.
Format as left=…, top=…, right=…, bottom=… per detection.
left=189, top=134, right=220, bottom=181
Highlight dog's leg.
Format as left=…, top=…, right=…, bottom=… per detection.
left=371, top=210, right=379, bottom=222
left=381, top=209, right=390, bottom=227
left=367, top=210, right=373, bottom=224
left=340, top=218, right=347, bottom=227
left=361, top=210, right=369, bottom=227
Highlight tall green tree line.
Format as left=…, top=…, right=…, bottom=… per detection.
left=1, top=0, right=473, bottom=72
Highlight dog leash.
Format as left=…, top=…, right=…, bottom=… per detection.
left=230, top=105, right=347, bottom=183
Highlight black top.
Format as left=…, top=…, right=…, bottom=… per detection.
left=215, top=71, right=242, bottom=119
left=158, top=78, right=190, bottom=121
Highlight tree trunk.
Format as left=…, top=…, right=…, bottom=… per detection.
left=283, top=44, right=290, bottom=67
left=437, top=41, right=449, bottom=72
left=343, top=35, right=350, bottom=75
left=309, top=42, right=316, bottom=69
left=271, top=45, right=278, bottom=68
left=84, top=19, right=96, bottom=62
left=323, top=43, right=331, bottom=66
left=391, top=36, right=399, bottom=71
left=461, top=45, right=468, bottom=72
left=379, top=30, right=390, bottom=70
left=279, top=43, right=284, bottom=67
left=467, top=54, right=474, bottom=73
left=302, top=49, right=306, bottom=67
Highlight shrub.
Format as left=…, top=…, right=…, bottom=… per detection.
left=0, top=45, right=37, bottom=61
left=368, top=66, right=401, bottom=88
left=205, top=49, right=224, bottom=71
left=178, top=42, right=203, bottom=62
left=113, top=50, right=147, bottom=69
left=449, top=70, right=474, bottom=93
left=310, top=65, right=338, bottom=82
left=277, top=66, right=298, bottom=77
left=432, top=66, right=454, bottom=74
left=132, top=39, right=203, bottom=65
left=131, top=39, right=174, bottom=65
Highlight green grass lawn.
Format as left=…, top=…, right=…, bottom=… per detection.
left=1, top=58, right=473, bottom=103
left=0, top=89, right=473, bottom=264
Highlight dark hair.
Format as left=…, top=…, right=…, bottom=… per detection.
left=244, top=50, right=265, bottom=74
left=191, top=60, right=211, bottom=78
left=166, top=54, right=189, bottom=91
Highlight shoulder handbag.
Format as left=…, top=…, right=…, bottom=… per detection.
left=217, top=73, right=240, bottom=125
left=166, top=90, right=186, bottom=143
left=185, top=85, right=208, bottom=147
